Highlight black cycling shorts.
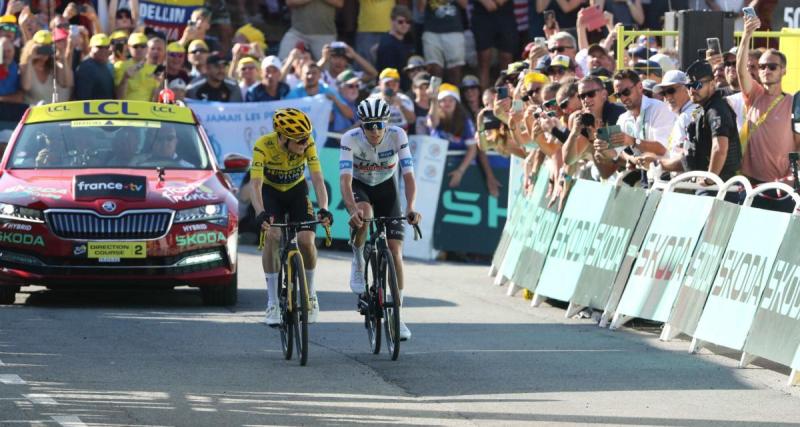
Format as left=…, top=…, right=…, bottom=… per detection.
left=352, top=178, right=405, bottom=241
left=261, top=181, right=315, bottom=232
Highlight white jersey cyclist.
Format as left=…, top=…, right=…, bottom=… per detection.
left=339, top=125, right=415, bottom=186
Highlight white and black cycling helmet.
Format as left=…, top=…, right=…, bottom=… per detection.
left=357, top=98, right=391, bottom=123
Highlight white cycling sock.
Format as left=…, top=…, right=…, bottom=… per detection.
left=352, top=243, right=365, bottom=270
left=305, top=269, right=316, bottom=298
left=265, top=272, right=278, bottom=308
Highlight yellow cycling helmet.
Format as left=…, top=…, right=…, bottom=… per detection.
left=273, top=108, right=312, bottom=139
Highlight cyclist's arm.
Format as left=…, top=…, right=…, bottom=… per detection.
left=402, top=172, right=417, bottom=214
left=250, top=177, right=265, bottom=215
left=339, top=134, right=358, bottom=214
left=250, top=142, right=266, bottom=215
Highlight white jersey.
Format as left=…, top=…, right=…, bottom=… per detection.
left=339, top=125, right=414, bottom=186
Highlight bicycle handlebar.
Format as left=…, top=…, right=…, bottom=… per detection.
left=351, top=216, right=423, bottom=242
left=258, top=220, right=332, bottom=250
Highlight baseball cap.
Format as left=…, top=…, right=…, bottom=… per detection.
left=110, top=30, right=129, bottom=41
left=653, top=70, right=688, bottom=93
left=507, top=61, right=528, bottom=75
left=588, top=44, right=609, bottom=58
left=524, top=71, right=549, bottom=86
left=261, top=55, right=282, bottom=70
left=461, top=74, right=480, bottom=89
left=549, top=55, right=571, bottom=70
left=590, top=67, right=612, bottom=78
left=238, top=56, right=258, bottom=69
left=404, top=55, right=425, bottom=71
left=165, top=42, right=184, bottom=54
left=53, top=28, right=68, bottom=42
left=168, top=78, right=187, bottom=91
left=0, top=14, right=16, bottom=24
left=32, top=30, right=53, bottom=45
left=438, top=83, right=460, bottom=102
left=634, top=60, right=663, bottom=77
left=686, top=60, right=713, bottom=81
left=206, top=53, right=229, bottom=66
left=188, top=39, right=209, bottom=53
left=649, top=53, right=676, bottom=73
left=337, top=69, right=360, bottom=85
left=642, top=79, right=658, bottom=94
left=235, top=23, right=266, bottom=51
left=412, top=72, right=431, bottom=87
left=379, top=67, right=400, bottom=82
left=128, top=32, right=148, bottom=46
left=629, top=45, right=657, bottom=60
left=89, top=33, right=111, bottom=48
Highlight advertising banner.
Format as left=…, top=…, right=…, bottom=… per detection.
left=603, top=191, right=661, bottom=321
left=616, top=192, right=712, bottom=323
left=571, top=185, right=648, bottom=310
left=138, top=0, right=204, bottom=41
left=742, top=215, right=800, bottom=366
left=433, top=155, right=509, bottom=255
left=667, top=199, right=739, bottom=337
left=694, top=207, right=791, bottom=351
left=187, top=97, right=333, bottom=165
left=534, top=180, right=612, bottom=302
left=491, top=190, right=526, bottom=272
left=514, top=176, right=561, bottom=292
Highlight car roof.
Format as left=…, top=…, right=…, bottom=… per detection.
left=25, top=100, right=196, bottom=125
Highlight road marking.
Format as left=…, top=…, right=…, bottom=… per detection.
left=0, top=374, right=25, bottom=384
left=51, top=415, right=87, bottom=427
left=0, top=359, right=5, bottom=366
left=25, top=393, right=58, bottom=405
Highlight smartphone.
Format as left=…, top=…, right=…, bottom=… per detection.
left=597, top=125, right=622, bottom=143
left=429, top=75, right=442, bottom=93
left=706, top=37, right=721, bottom=55
left=69, top=24, right=80, bottom=36
left=330, top=41, right=347, bottom=49
left=534, top=36, right=546, bottom=48
left=742, top=7, right=756, bottom=18
left=295, top=41, right=306, bottom=52
left=35, top=45, right=53, bottom=56
left=241, top=44, right=250, bottom=54
left=496, top=86, right=509, bottom=100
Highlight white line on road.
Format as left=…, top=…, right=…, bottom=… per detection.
left=0, top=374, right=25, bottom=384
left=403, top=349, right=626, bottom=355
left=25, top=393, right=58, bottom=405
left=0, top=359, right=5, bottom=366
left=51, top=415, right=87, bottom=427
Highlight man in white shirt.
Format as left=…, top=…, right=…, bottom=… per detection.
left=613, top=69, right=675, bottom=170
left=653, top=70, right=699, bottom=160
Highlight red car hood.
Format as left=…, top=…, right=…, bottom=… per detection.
left=0, top=169, right=226, bottom=212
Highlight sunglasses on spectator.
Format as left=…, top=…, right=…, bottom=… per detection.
left=0, top=24, right=17, bottom=33
left=578, top=89, right=599, bottom=100
left=395, top=18, right=410, bottom=25
left=521, top=87, right=541, bottom=102
left=613, top=86, right=634, bottom=98
left=724, top=61, right=736, bottom=67
left=548, top=46, right=572, bottom=53
left=686, top=79, right=712, bottom=91
left=190, top=49, right=209, bottom=54
left=241, top=65, right=257, bottom=71
left=56, top=23, right=69, bottom=29
left=133, top=44, right=147, bottom=49
left=558, top=98, right=571, bottom=109
left=547, top=66, right=566, bottom=75
left=758, top=62, right=780, bottom=71
left=168, top=52, right=184, bottom=58
left=362, top=121, right=386, bottom=131
left=660, top=86, right=678, bottom=96
left=341, top=83, right=359, bottom=89
left=543, top=99, right=558, bottom=110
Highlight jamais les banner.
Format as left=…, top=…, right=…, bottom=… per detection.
left=139, top=0, right=204, bottom=41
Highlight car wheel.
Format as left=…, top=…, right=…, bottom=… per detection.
left=200, top=273, right=238, bottom=306
left=0, top=286, right=19, bottom=305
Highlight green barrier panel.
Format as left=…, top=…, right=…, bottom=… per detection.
left=614, top=192, right=713, bottom=327
left=694, top=207, right=791, bottom=352
left=665, top=199, right=740, bottom=339
left=744, top=215, right=800, bottom=367
left=515, top=179, right=562, bottom=293
left=534, top=180, right=613, bottom=302
left=601, top=191, right=662, bottom=327
left=571, top=184, right=648, bottom=311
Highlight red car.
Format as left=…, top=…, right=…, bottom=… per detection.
left=0, top=100, right=249, bottom=305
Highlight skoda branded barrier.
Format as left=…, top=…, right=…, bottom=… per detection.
left=489, top=170, right=800, bottom=385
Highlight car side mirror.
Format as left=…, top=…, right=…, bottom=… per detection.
left=792, top=91, right=800, bottom=134
left=222, top=153, right=250, bottom=173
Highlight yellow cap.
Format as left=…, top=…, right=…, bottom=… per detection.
left=235, top=23, right=266, bottom=51
left=188, top=39, right=209, bottom=52
left=166, top=41, right=185, bottom=54
left=110, top=30, right=129, bottom=41
left=127, top=32, right=148, bottom=46
left=238, top=56, right=258, bottom=69
left=379, top=67, right=400, bottom=81
left=32, top=30, right=53, bottom=45
left=437, top=83, right=461, bottom=102
left=89, top=33, right=111, bottom=47
left=523, top=71, right=549, bottom=86
left=0, top=14, right=17, bottom=24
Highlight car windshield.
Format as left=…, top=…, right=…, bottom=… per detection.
left=7, top=120, right=212, bottom=170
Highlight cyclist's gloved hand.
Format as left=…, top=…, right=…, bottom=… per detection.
left=255, top=211, right=271, bottom=230
left=407, top=211, right=421, bottom=225
left=317, top=208, right=333, bottom=226
left=348, top=208, right=364, bottom=229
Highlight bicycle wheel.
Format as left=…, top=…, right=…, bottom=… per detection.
left=381, top=250, right=401, bottom=360
left=364, top=251, right=381, bottom=354
left=279, top=265, right=293, bottom=360
left=290, top=253, right=309, bottom=366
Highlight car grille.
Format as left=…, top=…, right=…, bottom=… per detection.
left=46, top=210, right=174, bottom=240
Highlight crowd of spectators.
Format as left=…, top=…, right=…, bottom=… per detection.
left=0, top=0, right=795, bottom=212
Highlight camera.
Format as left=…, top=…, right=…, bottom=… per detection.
left=383, top=87, right=395, bottom=97
left=35, top=45, right=53, bottom=56
left=579, top=113, right=595, bottom=127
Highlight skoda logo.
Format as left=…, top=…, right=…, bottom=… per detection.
left=101, top=201, right=117, bottom=213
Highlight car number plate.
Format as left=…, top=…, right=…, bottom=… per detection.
left=87, top=242, right=146, bottom=259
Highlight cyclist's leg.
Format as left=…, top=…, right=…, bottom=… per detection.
left=290, top=182, right=320, bottom=321
left=349, top=179, right=374, bottom=293
left=261, top=185, right=286, bottom=324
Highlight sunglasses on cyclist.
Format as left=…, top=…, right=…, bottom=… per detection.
left=362, top=121, right=386, bottom=131
left=287, top=136, right=309, bottom=145
left=758, top=62, right=780, bottom=71
left=578, top=89, right=598, bottom=100
left=613, top=86, right=633, bottom=98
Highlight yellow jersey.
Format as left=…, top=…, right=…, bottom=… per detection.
left=113, top=60, right=159, bottom=102
left=249, top=132, right=322, bottom=192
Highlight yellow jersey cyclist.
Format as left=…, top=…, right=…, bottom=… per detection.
left=250, top=108, right=333, bottom=326
left=340, top=98, right=421, bottom=341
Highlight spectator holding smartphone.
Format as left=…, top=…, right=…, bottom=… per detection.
left=20, top=30, right=73, bottom=105
left=428, top=83, right=477, bottom=188
left=115, top=33, right=163, bottom=101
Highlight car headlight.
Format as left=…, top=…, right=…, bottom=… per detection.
left=174, top=203, right=228, bottom=224
left=0, top=203, right=44, bottom=223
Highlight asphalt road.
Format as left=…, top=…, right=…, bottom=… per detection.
left=1, top=244, right=800, bottom=426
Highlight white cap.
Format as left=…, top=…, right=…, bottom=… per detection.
left=649, top=53, right=676, bottom=73
left=261, top=55, right=282, bottom=70
left=168, top=78, right=187, bottom=91
left=653, top=70, right=687, bottom=93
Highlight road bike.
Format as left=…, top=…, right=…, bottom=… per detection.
left=260, top=219, right=331, bottom=366
left=355, top=216, right=421, bottom=360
